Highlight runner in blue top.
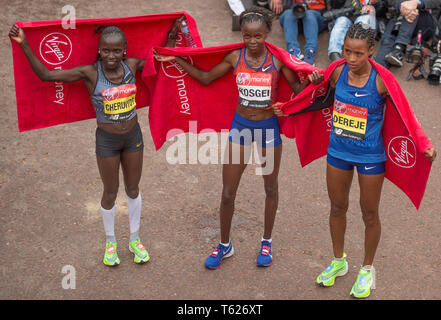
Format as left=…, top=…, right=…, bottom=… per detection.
left=313, top=23, right=436, bottom=298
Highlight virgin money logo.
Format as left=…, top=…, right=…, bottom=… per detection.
left=334, top=100, right=347, bottom=114
left=161, top=56, right=193, bottom=79
left=387, top=136, right=416, bottom=168
left=39, top=32, right=72, bottom=65
left=236, top=72, right=251, bottom=86
left=102, top=87, right=119, bottom=101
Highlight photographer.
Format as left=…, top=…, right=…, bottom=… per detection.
left=271, top=0, right=327, bottom=65
left=327, top=0, right=378, bottom=62
left=375, top=0, right=440, bottom=68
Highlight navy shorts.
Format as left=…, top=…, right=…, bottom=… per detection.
left=228, top=112, right=282, bottom=148
left=95, top=122, right=144, bottom=157
left=327, top=154, right=385, bottom=175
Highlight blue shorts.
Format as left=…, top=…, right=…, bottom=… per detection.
left=327, top=154, right=385, bottom=175
left=228, top=112, right=282, bottom=148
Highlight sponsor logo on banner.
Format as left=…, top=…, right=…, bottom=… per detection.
left=39, top=32, right=72, bottom=65
left=161, top=56, right=193, bottom=79
left=387, top=136, right=416, bottom=168
left=160, top=54, right=194, bottom=115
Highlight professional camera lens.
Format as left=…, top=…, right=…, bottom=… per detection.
left=410, top=48, right=423, bottom=64
left=428, top=54, right=441, bottom=85
left=323, top=7, right=355, bottom=22
left=292, top=2, right=308, bottom=19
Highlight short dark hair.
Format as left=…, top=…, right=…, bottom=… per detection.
left=95, top=25, right=127, bottom=47
left=239, top=5, right=273, bottom=31
left=95, top=26, right=127, bottom=61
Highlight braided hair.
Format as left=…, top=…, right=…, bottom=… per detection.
left=345, top=22, right=376, bottom=49
left=239, top=5, right=274, bottom=31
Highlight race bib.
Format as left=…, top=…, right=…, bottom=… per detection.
left=102, top=84, right=136, bottom=121
left=236, top=72, right=272, bottom=108
left=332, top=99, right=368, bottom=140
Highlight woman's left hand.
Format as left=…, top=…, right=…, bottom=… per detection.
left=272, top=102, right=287, bottom=116
left=424, top=148, right=437, bottom=162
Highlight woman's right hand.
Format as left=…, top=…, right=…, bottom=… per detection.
left=153, top=49, right=176, bottom=62
left=9, top=24, right=26, bottom=44
left=272, top=102, right=287, bottom=116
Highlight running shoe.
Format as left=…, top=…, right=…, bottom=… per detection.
left=256, top=240, right=273, bottom=267
left=129, top=239, right=150, bottom=263
left=304, top=49, right=315, bottom=66
left=385, top=44, right=404, bottom=67
left=316, top=253, right=348, bottom=286
left=103, top=242, right=120, bottom=267
left=204, top=242, right=234, bottom=269
left=350, top=266, right=376, bottom=298
left=289, top=48, right=304, bottom=61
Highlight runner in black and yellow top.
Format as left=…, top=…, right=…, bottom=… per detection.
left=9, top=17, right=184, bottom=266
left=155, top=6, right=323, bottom=269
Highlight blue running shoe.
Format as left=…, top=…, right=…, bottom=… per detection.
left=257, top=240, right=273, bottom=267
left=304, top=49, right=315, bottom=66
left=204, top=242, right=234, bottom=269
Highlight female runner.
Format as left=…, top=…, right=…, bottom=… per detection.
left=9, top=18, right=183, bottom=266
left=155, top=6, right=322, bottom=269
left=313, top=23, right=436, bottom=298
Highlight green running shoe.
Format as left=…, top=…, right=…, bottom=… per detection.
left=316, top=253, right=348, bottom=286
left=103, top=242, right=120, bottom=267
left=129, top=239, right=150, bottom=263
left=350, top=266, right=376, bottom=298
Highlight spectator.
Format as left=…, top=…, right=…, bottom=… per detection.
left=328, top=0, right=378, bottom=62
left=375, top=0, right=440, bottom=68
left=271, top=0, right=327, bottom=65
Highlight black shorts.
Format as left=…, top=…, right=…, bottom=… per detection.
left=95, top=122, right=144, bottom=157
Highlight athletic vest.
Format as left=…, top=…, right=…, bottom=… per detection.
left=328, top=63, right=387, bottom=163
left=233, top=47, right=280, bottom=109
left=90, top=60, right=137, bottom=123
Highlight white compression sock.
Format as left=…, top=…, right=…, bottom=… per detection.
left=101, top=204, right=116, bottom=243
left=127, top=193, right=142, bottom=242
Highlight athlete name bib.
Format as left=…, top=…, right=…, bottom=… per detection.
left=332, top=99, right=368, bottom=141
left=102, top=84, right=137, bottom=121
left=236, top=72, right=272, bottom=108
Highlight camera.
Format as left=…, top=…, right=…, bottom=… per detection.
left=428, top=53, right=441, bottom=85
left=405, top=30, right=424, bottom=64
left=322, top=0, right=365, bottom=23
left=292, top=0, right=308, bottom=19
left=323, top=7, right=356, bottom=22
